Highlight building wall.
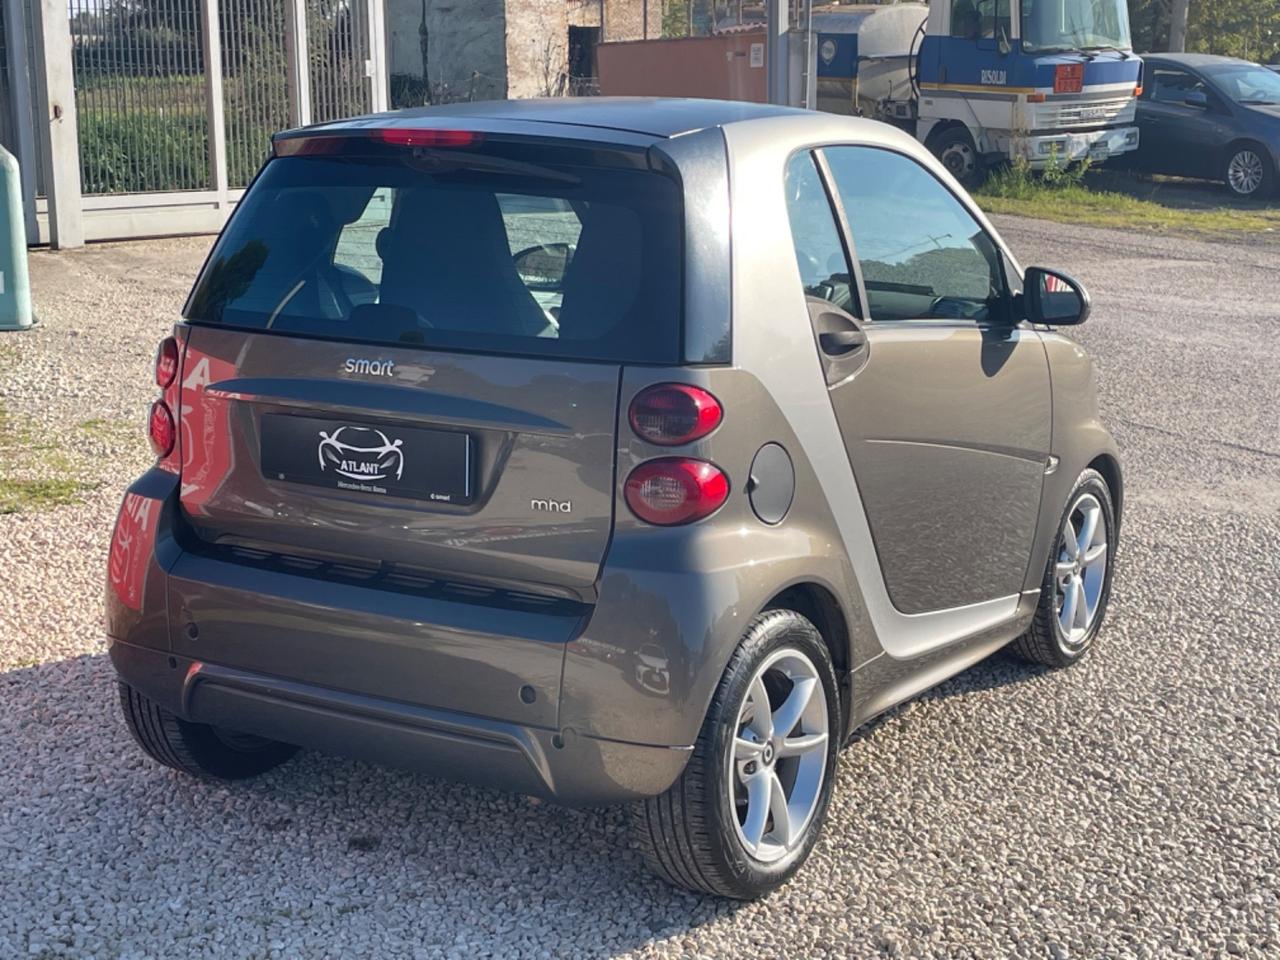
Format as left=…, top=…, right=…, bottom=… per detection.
left=385, top=0, right=661, bottom=103
left=387, top=0, right=508, bottom=103
left=505, top=0, right=570, bottom=98
left=603, top=0, right=662, bottom=41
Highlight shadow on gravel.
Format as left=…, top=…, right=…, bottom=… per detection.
left=2, top=652, right=749, bottom=957
left=848, top=648, right=1048, bottom=746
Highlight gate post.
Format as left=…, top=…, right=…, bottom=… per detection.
left=31, top=0, right=82, bottom=248
left=201, top=0, right=229, bottom=218
left=284, top=0, right=312, bottom=128
left=367, top=0, right=388, bottom=113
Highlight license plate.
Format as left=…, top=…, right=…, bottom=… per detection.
left=260, top=414, right=473, bottom=504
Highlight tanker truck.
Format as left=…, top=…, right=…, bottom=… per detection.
left=813, top=1, right=1144, bottom=187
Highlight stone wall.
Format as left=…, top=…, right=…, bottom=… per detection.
left=385, top=0, right=663, bottom=103
left=603, top=0, right=663, bottom=41
left=505, top=0, right=570, bottom=98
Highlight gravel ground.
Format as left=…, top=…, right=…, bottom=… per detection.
left=1, top=219, right=1277, bottom=959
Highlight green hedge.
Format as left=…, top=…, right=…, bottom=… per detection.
left=78, top=112, right=209, bottom=194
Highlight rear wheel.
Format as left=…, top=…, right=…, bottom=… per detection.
left=629, top=610, right=840, bottom=899
left=1224, top=143, right=1273, bottom=198
left=930, top=126, right=985, bottom=190
left=1013, top=469, right=1116, bottom=668
left=119, top=682, right=298, bottom=780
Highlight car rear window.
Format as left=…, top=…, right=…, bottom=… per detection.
left=185, top=138, right=684, bottom=364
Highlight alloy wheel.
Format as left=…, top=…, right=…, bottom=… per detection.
left=1054, top=492, right=1109, bottom=648
left=1228, top=149, right=1265, bottom=196
left=729, top=648, right=829, bottom=863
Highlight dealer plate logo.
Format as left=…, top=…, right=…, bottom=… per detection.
left=318, top=426, right=405, bottom=482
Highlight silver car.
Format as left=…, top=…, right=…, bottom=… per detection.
left=107, top=99, right=1120, bottom=899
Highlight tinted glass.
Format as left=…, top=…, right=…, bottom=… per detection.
left=823, top=146, right=1007, bottom=323
left=186, top=148, right=684, bottom=364
left=1202, top=63, right=1280, bottom=104
left=1151, top=68, right=1206, bottom=104
left=784, top=151, right=857, bottom=314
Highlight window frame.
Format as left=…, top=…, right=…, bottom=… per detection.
left=808, top=143, right=1021, bottom=329
left=783, top=148, right=870, bottom=321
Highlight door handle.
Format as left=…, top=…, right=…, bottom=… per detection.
left=819, top=329, right=867, bottom=356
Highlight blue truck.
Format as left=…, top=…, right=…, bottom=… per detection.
left=812, top=1, right=1144, bottom=187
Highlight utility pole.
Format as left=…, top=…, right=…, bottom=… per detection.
left=1168, top=0, right=1190, bottom=52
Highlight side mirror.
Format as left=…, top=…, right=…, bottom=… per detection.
left=513, top=242, right=573, bottom=292
left=1022, top=267, right=1091, bottom=326
left=1184, top=90, right=1211, bottom=109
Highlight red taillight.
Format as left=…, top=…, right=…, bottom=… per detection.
left=625, top=458, right=729, bottom=526
left=629, top=384, right=722, bottom=446
left=148, top=401, right=175, bottom=457
left=155, top=336, right=179, bottom=388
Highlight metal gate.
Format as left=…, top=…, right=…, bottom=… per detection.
left=6, top=0, right=386, bottom=244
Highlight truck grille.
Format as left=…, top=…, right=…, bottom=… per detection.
left=1040, top=97, right=1135, bottom=130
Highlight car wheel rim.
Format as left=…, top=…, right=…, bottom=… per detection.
left=941, top=142, right=976, bottom=180
left=728, top=647, right=829, bottom=864
left=1228, top=150, right=1264, bottom=195
left=1054, top=493, right=1108, bottom=648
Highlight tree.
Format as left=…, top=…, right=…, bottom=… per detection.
left=1168, top=0, right=1189, bottom=50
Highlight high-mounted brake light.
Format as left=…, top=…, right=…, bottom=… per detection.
left=155, top=336, right=179, bottom=388
left=625, top=458, right=729, bottom=526
left=375, top=128, right=483, bottom=148
left=629, top=384, right=723, bottom=446
left=273, top=128, right=484, bottom=157
left=148, top=401, right=175, bottom=458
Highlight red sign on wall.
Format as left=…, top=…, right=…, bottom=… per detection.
left=1055, top=64, right=1085, bottom=94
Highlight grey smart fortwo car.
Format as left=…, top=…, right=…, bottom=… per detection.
left=107, top=98, right=1120, bottom=899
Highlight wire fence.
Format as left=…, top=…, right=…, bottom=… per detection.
left=69, top=0, right=213, bottom=195
left=222, top=0, right=290, bottom=187
left=307, top=0, right=372, bottom=123
left=0, top=5, right=13, bottom=155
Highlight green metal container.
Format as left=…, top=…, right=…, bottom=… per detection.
left=0, top=146, right=34, bottom=330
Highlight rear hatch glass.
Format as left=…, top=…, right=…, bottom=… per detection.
left=176, top=133, right=683, bottom=595
left=186, top=135, right=683, bottom=362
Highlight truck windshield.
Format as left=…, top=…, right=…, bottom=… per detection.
left=1020, top=0, right=1131, bottom=53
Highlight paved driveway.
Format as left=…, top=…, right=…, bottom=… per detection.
left=0, top=218, right=1276, bottom=958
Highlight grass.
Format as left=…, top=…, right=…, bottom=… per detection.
left=0, top=404, right=94, bottom=515
left=975, top=159, right=1280, bottom=239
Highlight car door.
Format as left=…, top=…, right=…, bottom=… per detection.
left=786, top=145, right=1051, bottom=616
left=1140, top=66, right=1228, bottom=179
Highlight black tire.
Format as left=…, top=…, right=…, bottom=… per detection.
left=1013, top=468, right=1117, bottom=668
left=1223, top=142, right=1274, bottom=199
left=929, top=125, right=986, bottom=190
left=628, top=609, right=841, bottom=899
left=119, top=682, right=298, bottom=780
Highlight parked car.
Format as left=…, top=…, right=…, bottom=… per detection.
left=1133, top=53, right=1280, bottom=197
left=107, top=99, right=1122, bottom=899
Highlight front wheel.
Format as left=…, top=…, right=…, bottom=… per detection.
left=1013, top=468, right=1117, bottom=668
left=930, top=126, right=986, bottom=190
left=629, top=610, right=840, bottom=899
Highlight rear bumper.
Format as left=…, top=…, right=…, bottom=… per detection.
left=109, top=636, right=690, bottom=805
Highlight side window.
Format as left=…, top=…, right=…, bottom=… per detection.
left=951, top=0, right=1011, bottom=43
left=1151, top=68, right=1204, bottom=104
left=783, top=151, right=856, bottom=314
left=822, top=145, right=1007, bottom=324
left=334, top=187, right=393, bottom=286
